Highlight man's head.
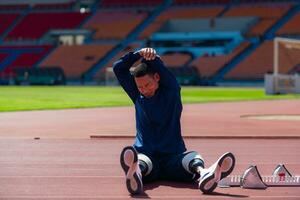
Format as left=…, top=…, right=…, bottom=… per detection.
left=131, top=63, right=160, bottom=98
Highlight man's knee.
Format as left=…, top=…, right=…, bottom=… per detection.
left=182, top=151, right=204, bottom=174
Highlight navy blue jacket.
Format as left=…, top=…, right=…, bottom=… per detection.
left=113, top=52, right=186, bottom=156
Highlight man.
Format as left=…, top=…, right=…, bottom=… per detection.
left=113, top=48, right=235, bottom=195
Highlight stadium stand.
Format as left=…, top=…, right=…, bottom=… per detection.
left=100, top=0, right=164, bottom=7
left=32, top=2, right=75, bottom=10
left=160, top=52, right=192, bottom=67
left=0, top=4, right=29, bottom=11
left=190, top=42, right=250, bottom=79
left=84, top=10, right=148, bottom=40
left=0, top=0, right=300, bottom=86
left=0, top=53, right=7, bottom=61
left=223, top=40, right=273, bottom=80
left=40, top=44, right=114, bottom=79
left=0, top=45, right=53, bottom=79
left=276, top=12, right=300, bottom=36
left=0, top=13, right=20, bottom=36
left=173, top=0, right=230, bottom=4
left=139, top=6, right=224, bottom=39
left=156, top=17, right=257, bottom=34
left=247, top=18, right=277, bottom=36
left=224, top=39, right=300, bottom=80
left=223, top=4, right=292, bottom=37
left=5, top=12, right=89, bottom=40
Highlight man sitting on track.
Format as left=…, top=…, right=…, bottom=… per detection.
left=113, top=47, right=235, bottom=195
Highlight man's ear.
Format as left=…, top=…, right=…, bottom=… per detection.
left=153, top=73, right=160, bottom=82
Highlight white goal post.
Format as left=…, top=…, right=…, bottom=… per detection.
left=265, top=37, right=300, bottom=94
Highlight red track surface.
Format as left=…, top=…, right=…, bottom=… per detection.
left=0, top=100, right=299, bottom=199
left=0, top=99, right=299, bottom=138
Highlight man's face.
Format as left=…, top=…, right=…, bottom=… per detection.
left=134, top=73, right=160, bottom=98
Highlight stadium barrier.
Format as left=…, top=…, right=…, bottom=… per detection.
left=14, top=67, right=66, bottom=85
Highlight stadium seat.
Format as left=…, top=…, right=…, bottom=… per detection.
left=0, top=13, right=19, bottom=36
left=277, top=12, right=300, bottom=36
left=224, top=41, right=273, bottom=80
left=6, top=12, right=89, bottom=40
left=84, top=10, right=147, bottom=40
left=0, top=45, right=53, bottom=79
left=223, top=4, right=292, bottom=37
left=40, top=44, right=114, bottom=79
left=160, top=53, right=192, bottom=68
left=100, top=0, right=163, bottom=7
left=190, top=42, right=250, bottom=79
left=0, top=4, right=29, bottom=11
left=32, top=2, right=74, bottom=10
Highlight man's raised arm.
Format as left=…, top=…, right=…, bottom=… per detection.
left=113, top=52, right=141, bottom=102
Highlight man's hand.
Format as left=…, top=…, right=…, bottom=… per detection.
left=138, top=48, right=157, bottom=60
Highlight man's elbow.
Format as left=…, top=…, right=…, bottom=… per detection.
left=112, top=60, right=122, bottom=73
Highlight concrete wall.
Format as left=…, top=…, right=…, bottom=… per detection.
left=158, top=17, right=258, bottom=33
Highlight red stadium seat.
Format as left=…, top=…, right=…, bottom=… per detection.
left=0, top=45, right=53, bottom=78
left=0, top=13, right=19, bottom=36
left=6, top=12, right=89, bottom=40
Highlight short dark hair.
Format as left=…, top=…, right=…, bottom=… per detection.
left=130, top=63, right=154, bottom=77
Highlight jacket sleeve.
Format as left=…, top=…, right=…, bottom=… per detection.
left=142, top=56, right=180, bottom=90
left=113, top=52, right=141, bottom=102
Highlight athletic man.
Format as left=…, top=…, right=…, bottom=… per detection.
left=113, top=48, right=235, bottom=195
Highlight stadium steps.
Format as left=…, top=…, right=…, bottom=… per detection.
left=34, top=46, right=57, bottom=68
left=0, top=51, right=20, bottom=71
left=84, top=0, right=173, bottom=79
left=211, top=39, right=260, bottom=84
left=216, top=3, right=232, bottom=17
left=264, top=3, right=300, bottom=39
left=0, top=7, right=32, bottom=43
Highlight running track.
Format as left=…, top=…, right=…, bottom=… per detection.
left=0, top=99, right=299, bottom=199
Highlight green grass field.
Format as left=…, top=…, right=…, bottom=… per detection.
left=0, top=86, right=299, bottom=112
